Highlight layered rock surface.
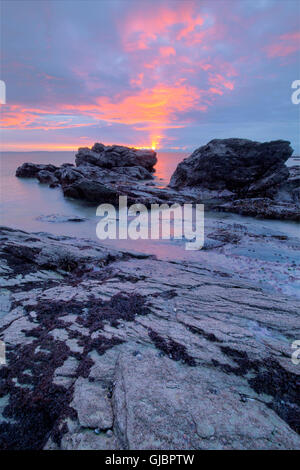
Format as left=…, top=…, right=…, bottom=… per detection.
left=0, top=227, right=299, bottom=450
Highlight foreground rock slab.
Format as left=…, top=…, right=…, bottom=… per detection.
left=0, top=227, right=299, bottom=450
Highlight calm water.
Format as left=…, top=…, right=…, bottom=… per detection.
left=0, top=150, right=186, bottom=237
left=0, top=151, right=299, bottom=297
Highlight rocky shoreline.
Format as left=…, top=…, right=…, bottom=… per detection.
left=1, top=138, right=299, bottom=450
left=16, top=138, right=300, bottom=220
left=0, top=226, right=299, bottom=449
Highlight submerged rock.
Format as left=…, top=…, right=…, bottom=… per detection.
left=36, top=214, right=86, bottom=223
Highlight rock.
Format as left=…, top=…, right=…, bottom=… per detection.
left=36, top=214, right=86, bottom=223
left=63, top=179, right=119, bottom=203
left=276, top=166, right=300, bottom=203
left=75, top=144, right=157, bottom=172
left=71, top=377, right=113, bottom=430
left=215, top=198, right=300, bottom=221
left=16, top=163, right=58, bottom=178
left=54, top=166, right=82, bottom=185
left=0, top=226, right=299, bottom=450
left=169, top=138, right=292, bottom=196
left=15, top=139, right=297, bottom=220
left=169, top=138, right=298, bottom=220
left=36, top=170, right=59, bottom=185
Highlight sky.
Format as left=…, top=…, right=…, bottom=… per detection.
left=0, top=0, right=299, bottom=152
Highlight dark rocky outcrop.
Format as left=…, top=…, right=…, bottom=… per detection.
left=16, top=163, right=58, bottom=178
left=75, top=144, right=157, bottom=172
left=169, top=138, right=292, bottom=195
left=15, top=139, right=299, bottom=220
left=62, top=179, right=119, bottom=203
left=16, top=143, right=159, bottom=205
left=169, top=138, right=299, bottom=220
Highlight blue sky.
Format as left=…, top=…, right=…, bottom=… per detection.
left=1, top=0, right=299, bottom=152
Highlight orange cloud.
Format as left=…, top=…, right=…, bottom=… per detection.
left=68, top=83, right=202, bottom=125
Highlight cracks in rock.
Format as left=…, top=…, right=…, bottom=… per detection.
left=185, top=324, right=222, bottom=343
left=0, top=291, right=153, bottom=449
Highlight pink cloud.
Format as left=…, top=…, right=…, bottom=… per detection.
left=266, top=31, right=300, bottom=57
left=159, top=46, right=176, bottom=57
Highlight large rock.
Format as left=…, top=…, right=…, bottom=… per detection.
left=62, top=179, right=119, bottom=203
left=75, top=144, right=157, bottom=172
left=169, top=138, right=293, bottom=197
left=16, top=163, right=58, bottom=178
left=15, top=143, right=159, bottom=206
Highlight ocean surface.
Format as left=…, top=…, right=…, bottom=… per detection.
left=0, top=151, right=299, bottom=298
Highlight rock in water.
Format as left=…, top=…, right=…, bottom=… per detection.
left=169, top=138, right=292, bottom=197
left=16, top=162, right=58, bottom=178
left=75, top=144, right=157, bottom=172
left=15, top=143, right=159, bottom=205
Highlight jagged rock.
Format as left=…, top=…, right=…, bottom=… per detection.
left=62, top=179, right=119, bottom=203
left=0, top=227, right=299, bottom=450
left=276, top=166, right=300, bottom=203
left=15, top=139, right=298, bottom=220
left=54, top=166, right=82, bottom=185
left=16, top=163, right=58, bottom=178
left=36, top=170, right=59, bottom=185
left=169, top=139, right=292, bottom=196
left=75, top=144, right=157, bottom=172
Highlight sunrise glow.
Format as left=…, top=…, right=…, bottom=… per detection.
left=0, top=0, right=299, bottom=152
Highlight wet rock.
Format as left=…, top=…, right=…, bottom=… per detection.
left=216, top=198, right=300, bottom=221
left=276, top=166, right=300, bottom=203
left=0, top=227, right=299, bottom=449
left=16, top=163, right=58, bottom=178
left=36, top=170, right=59, bottom=185
left=36, top=214, right=86, bottom=223
left=63, top=179, right=119, bottom=203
